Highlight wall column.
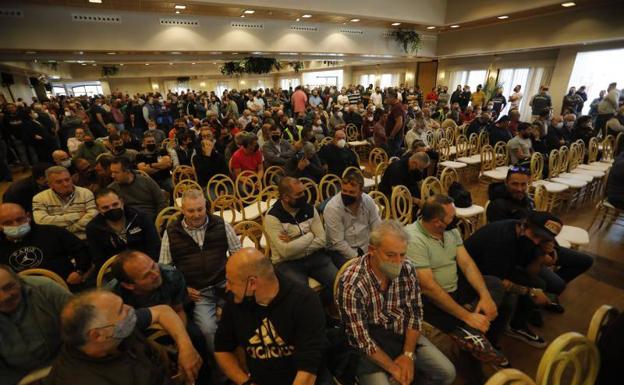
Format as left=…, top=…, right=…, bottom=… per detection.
left=549, top=47, right=577, bottom=114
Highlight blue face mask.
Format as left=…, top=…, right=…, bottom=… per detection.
left=3, top=223, right=31, bottom=239
left=112, top=307, right=137, bottom=340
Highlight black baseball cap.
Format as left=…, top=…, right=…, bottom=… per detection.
left=527, top=211, right=563, bottom=240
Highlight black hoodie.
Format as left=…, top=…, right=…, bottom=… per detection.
left=486, top=182, right=534, bottom=223
left=215, top=273, right=326, bottom=385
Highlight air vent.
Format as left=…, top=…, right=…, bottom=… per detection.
left=340, top=28, right=364, bottom=35
left=160, top=18, right=199, bottom=26
left=290, top=25, right=318, bottom=32
left=382, top=31, right=392, bottom=38
left=72, top=13, right=121, bottom=23
left=230, top=21, right=264, bottom=29
left=0, top=8, right=23, bottom=18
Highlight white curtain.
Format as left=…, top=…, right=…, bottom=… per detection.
left=519, top=67, right=553, bottom=121
left=447, top=71, right=467, bottom=91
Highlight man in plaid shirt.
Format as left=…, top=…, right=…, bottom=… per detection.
left=336, top=220, right=456, bottom=385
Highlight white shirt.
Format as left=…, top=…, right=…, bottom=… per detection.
left=371, top=92, right=382, bottom=107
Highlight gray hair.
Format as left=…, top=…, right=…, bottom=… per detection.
left=181, top=189, right=205, bottom=203
left=45, top=165, right=70, bottom=180
left=410, top=151, right=431, bottom=167
left=369, top=220, right=410, bottom=247
left=61, top=290, right=106, bottom=348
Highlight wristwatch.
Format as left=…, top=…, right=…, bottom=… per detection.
left=529, top=288, right=542, bottom=298
left=403, top=351, right=415, bottom=361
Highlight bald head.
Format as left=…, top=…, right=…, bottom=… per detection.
left=0, top=203, right=29, bottom=235
left=228, top=247, right=274, bottom=280
left=52, top=150, right=71, bottom=164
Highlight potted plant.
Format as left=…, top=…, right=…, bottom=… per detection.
left=389, top=28, right=422, bottom=54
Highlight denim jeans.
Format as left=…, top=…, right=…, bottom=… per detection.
left=0, top=139, right=12, bottom=181
left=387, top=135, right=404, bottom=158
left=193, top=282, right=225, bottom=354
left=538, top=247, right=593, bottom=295
left=356, top=331, right=456, bottom=385
left=276, top=250, right=338, bottom=298
left=11, top=136, right=38, bottom=166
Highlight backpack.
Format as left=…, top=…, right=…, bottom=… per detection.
left=448, top=181, right=473, bottom=208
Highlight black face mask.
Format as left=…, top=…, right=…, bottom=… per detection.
left=309, top=136, right=317, bottom=143
left=291, top=195, right=307, bottom=209
left=271, top=135, right=281, bottom=142
left=146, top=144, right=156, bottom=152
left=445, top=217, right=459, bottom=231
left=341, top=193, right=358, bottom=206
left=518, top=234, right=539, bottom=262
left=84, top=141, right=95, bottom=148
left=102, top=207, right=124, bottom=221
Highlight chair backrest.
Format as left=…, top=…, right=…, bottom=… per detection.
left=444, top=126, right=455, bottom=143
left=575, top=139, right=586, bottom=161
left=233, top=220, right=271, bottom=256
left=602, top=134, right=615, bottom=161
left=530, top=152, right=544, bottom=182
left=342, top=165, right=363, bottom=179
left=298, top=177, right=319, bottom=205
left=484, top=368, right=537, bottom=385
left=391, top=185, right=413, bottom=225
left=468, top=133, right=480, bottom=155
left=536, top=332, right=599, bottom=385
left=456, top=216, right=476, bottom=240
left=478, top=130, right=489, bottom=151
left=346, top=123, right=360, bottom=141
left=235, top=170, right=262, bottom=206
left=319, top=136, right=333, bottom=148
left=161, top=137, right=176, bottom=151
left=480, top=144, right=496, bottom=172
left=440, top=167, right=459, bottom=192
left=369, top=190, right=391, bottom=220
left=18, top=269, right=69, bottom=291
left=369, top=147, right=389, bottom=168
left=493, top=141, right=509, bottom=167
left=171, top=165, right=197, bottom=186
left=206, top=173, right=235, bottom=204
left=173, top=180, right=203, bottom=206
left=568, top=143, right=581, bottom=171
left=615, top=132, right=623, bottom=156
left=374, top=162, right=389, bottom=188
left=155, top=206, right=182, bottom=238
left=96, top=254, right=118, bottom=288
left=456, top=134, right=469, bottom=157
left=548, top=149, right=560, bottom=178
left=319, top=174, right=342, bottom=202
left=263, top=165, right=285, bottom=188
left=210, top=194, right=244, bottom=224
left=588, top=137, right=599, bottom=163
left=558, top=146, right=570, bottom=173
left=420, top=176, right=443, bottom=201
left=16, top=366, right=53, bottom=385
left=533, top=183, right=548, bottom=211
left=587, top=304, right=619, bottom=343
left=332, top=258, right=358, bottom=304
left=437, top=138, right=451, bottom=161
left=424, top=130, right=435, bottom=149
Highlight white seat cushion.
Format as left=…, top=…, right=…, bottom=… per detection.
left=559, top=172, right=593, bottom=182
left=360, top=165, right=366, bottom=171
left=600, top=158, right=614, bottom=164
left=557, top=225, right=590, bottom=246
left=532, top=180, right=569, bottom=192
left=449, top=146, right=457, bottom=155
left=571, top=168, right=604, bottom=177
left=495, top=166, right=509, bottom=173
left=219, top=209, right=241, bottom=224
left=364, top=178, right=375, bottom=189
left=439, top=161, right=467, bottom=169
left=455, top=204, right=484, bottom=217
left=555, top=236, right=571, bottom=248
left=550, top=177, right=587, bottom=188
left=242, top=204, right=262, bottom=220
left=457, top=156, right=481, bottom=165
left=586, top=162, right=611, bottom=170
left=348, top=140, right=369, bottom=147
left=242, top=235, right=267, bottom=250
left=482, top=170, right=507, bottom=180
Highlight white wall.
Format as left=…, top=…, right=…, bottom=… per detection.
left=0, top=73, right=35, bottom=102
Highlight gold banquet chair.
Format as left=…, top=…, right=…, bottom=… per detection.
left=484, top=368, right=537, bottom=385
left=587, top=304, right=619, bottom=343
left=18, top=268, right=69, bottom=291
left=535, top=332, right=599, bottom=385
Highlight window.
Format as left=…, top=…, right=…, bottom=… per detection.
left=379, top=73, right=399, bottom=89
left=216, top=82, right=229, bottom=97
left=498, top=68, right=529, bottom=113
left=280, top=78, right=300, bottom=89
left=568, top=48, right=624, bottom=114
left=447, top=70, right=487, bottom=93
left=52, top=86, right=66, bottom=96
left=303, top=69, right=343, bottom=88
left=360, top=74, right=376, bottom=87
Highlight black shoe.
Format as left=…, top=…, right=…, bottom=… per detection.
left=528, top=309, right=544, bottom=327
left=544, top=302, right=565, bottom=314
left=505, top=326, right=547, bottom=348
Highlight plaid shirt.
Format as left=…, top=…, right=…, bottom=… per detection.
left=336, top=254, right=423, bottom=355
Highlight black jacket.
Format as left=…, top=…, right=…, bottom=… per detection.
left=486, top=182, right=534, bottom=223
left=85, top=207, right=160, bottom=267
left=3, top=177, right=47, bottom=212
left=378, top=158, right=423, bottom=198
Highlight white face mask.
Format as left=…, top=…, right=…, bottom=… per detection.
left=60, top=159, right=72, bottom=168
left=337, top=112, right=343, bottom=118
left=555, top=122, right=563, bottom=129
left=336, top=139, right=346, bottom=148
left=65, top=111, right=71, bottom=117
left=367, top=116, right=374, bottom=121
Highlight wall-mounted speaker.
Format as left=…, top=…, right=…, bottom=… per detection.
left=1, top=72, right=14, bottom=86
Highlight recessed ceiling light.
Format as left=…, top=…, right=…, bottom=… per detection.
left=232, top=52, right=239, bottom=55
left=350, top=18, right=360, bottom=22
left=426, top=26, right=436, bottom=30
left=301, top=14, right=312, bottom=18
left=192, top=62, right=196, bottom=64
left=243, top=9, right=255, bottom=14
left=81, top=63, right=87, bottom=66
left=240, top=15, right=245, bottom=18
left=450, top=24, right=460, bottom=28
left=174, top=4, right=186, bottom=10
left=145, top=63, right=149, bottom=66
left=561, top=2, right=576, bottom=7
left=391, top=22, right=401, bottom=26
left=171, top=51, right=181, bottom=55
left=497, top=15, right=509, bottom=19
left=169, top=63, right=173, bottom=65
left=296, top=18, right=300, bottom=22
left=119, top=63, right=124, bottom=66
left=92, top=63, right=97, bottom=66
left=88, top=0, right=102, bottom=3
left=107, top=52, right=116, bottom=55
left=25, top=51, right=36, bottom=54
left=175, top=10, right=180, bottom=14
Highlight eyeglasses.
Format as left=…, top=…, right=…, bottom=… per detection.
left=507, top=165, right=530, bottom=176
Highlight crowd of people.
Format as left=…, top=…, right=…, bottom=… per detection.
left=0, top=80, right=622, bottom=385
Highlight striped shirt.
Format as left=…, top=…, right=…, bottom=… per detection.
left=336, top=254, right=423, bottom=355
left=32, top=187, right=97, bottom=240
left=159, top=216, right=241, bottom=265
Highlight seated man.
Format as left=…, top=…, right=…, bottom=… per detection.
left=323, top=170, right=381, bottom=266
left=32, top=166, right=98, bottom=240
left=262, top=125, right=295, bottom=168
left=159, top=189, right=241, bottom=353
left=379, top=151, right=430, bottom=207
left=264, top=177, right=338, bottom=295
left=136, top=132, right=173, bottom=193
left=108, top=133, right=139, bottom=165
left=3, top=162, right=50, bottom=213
left=108, top=156, right=167, bottom=223
left=606, top=151, right=624, bottom=209
left=45, top=289, right=202, bottom=385
left=0, top=265, right=72, bottom=385
left=230, top=132, right=264, bottom=178
left=336, top=220, right=456, bottom=385
left=52, top=149, right=74, bottom=172
left=67, top=127, right=86, bottom=155
left=215, top=248, right=330, bottom=385
left=507, top=123, right=533, bottom=165
left=486, top=167, right=593, bottom=306
left=284, top=142, right=325, bottom=183
left=317, top=129, right=359, bottom=177
left=71, top=157, right=100, bottom=193
left=86, top=188, right=160, bottom=268
left=464, top=212, right=562, bottom=348
left=406, top=195, right=507, bottom=366
left=73, top=134, right=108, bottom=165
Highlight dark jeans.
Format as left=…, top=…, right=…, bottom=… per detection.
left=538, top=247, right=593, bottom=295
left=422, top=274, right=505, bottom=340
left=276, top=249, right=339, bottom=298
left=387, top=135, right=404, bottom=157
left=0, top=139, right=11, bottom=181
left=507, top=268, right=545, bottom=330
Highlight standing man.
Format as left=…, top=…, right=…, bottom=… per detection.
left=529, top=86, right=552, bottom=121
left=291, top=86, right=308, bottom=116
left=385, top=88, right=406, bottom=157
left=337, top=220, right=456, bottom=385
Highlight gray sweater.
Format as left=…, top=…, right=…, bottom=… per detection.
left=108, top=172, right=167, bottom=222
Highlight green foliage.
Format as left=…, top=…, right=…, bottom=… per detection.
left=220, top=57, right=282, bottom=76
left=289, top=61, right=304, bottom=72
left=389, top=28, right=422, bottom=54
left=101, top=65, right=119, bottom=77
